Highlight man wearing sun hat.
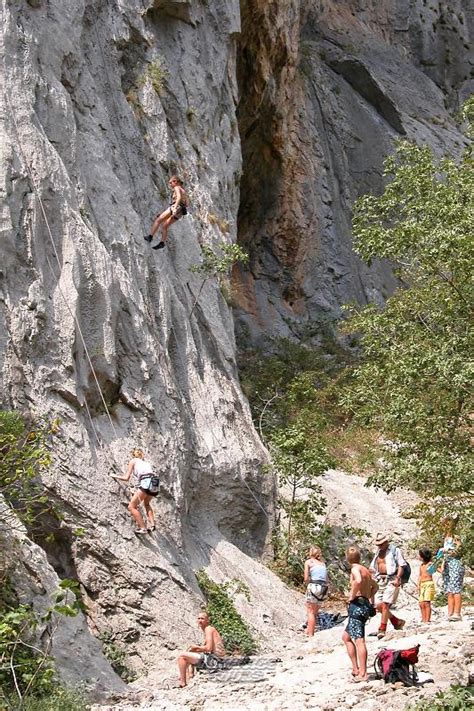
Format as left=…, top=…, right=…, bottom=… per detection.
left=370, top=532, right=406, bottom=639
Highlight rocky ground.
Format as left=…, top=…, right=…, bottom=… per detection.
left=94, top=609, right=473, bottom=710
left=92, top=471, right=473, bottom=710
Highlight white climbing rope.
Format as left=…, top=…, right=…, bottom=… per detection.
left=6, top=63, right=270, bottom=522
left=6, top=91, right=119, bottom=440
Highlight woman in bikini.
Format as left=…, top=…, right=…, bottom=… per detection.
left=145, top=175, right=189, bottom=250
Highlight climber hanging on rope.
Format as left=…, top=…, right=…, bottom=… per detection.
left=111, top=448, right=160, bottom=535
left=144, top=175, right=189, bottom=250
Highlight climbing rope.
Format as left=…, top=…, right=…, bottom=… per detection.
left=6, top=28, right=270, bottom=523
left=6, top=91, right=119, bottom=443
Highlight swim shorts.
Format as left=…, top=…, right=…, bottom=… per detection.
left=345, top=596, right=375, bottom=640
left=195, top=653, right=225, bottom=672
left=419, top=580, right=435, bottom=602
left=374, top=576, right=399, bottom=606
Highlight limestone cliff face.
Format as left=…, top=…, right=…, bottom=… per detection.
left=235, top=0, right=472, bottom=343
left=0, top=0, right=471, bottom=691
left=0, top=0, right=292, bottom=684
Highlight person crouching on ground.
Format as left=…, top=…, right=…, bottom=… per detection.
left=342, top=546, right=378, bottom=683
left=304, top=545, right=329, bottom=636
left=177, top=611, right=226, bottom=687
left=111, top=448, right=157, bottom=535
left=418, top=548, right=435, bottom=623
left=370, top=532, right=406, bottom=638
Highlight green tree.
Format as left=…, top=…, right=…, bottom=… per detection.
left=0, top=411, right=86, bottom=708
left=189, top=242, right=249, bottom=315
left=239, top=339, right=339, bottom=585
left=341, top=100, right=473, bottom=548
left=0, top=411, right=58, bottom=533
left=271, top=420, right=330, bottom=566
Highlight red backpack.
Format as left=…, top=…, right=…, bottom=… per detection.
left=374, top=645, right=419, bottom=686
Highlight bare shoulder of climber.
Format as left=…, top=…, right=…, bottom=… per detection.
left=111, top=448, right=159, bottom=536
left=144, top=175, right=189, bottom=250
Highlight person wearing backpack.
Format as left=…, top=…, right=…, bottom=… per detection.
left=112, top=448, right=159, bottom=535
left=370, top=533, right=407, bottom=638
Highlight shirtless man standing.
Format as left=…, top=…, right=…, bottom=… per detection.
left=177, top=612, right=226, bottom=687
left=342, top=546, right=378, bottom=682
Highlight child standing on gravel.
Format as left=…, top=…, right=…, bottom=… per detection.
left=417, top=548, right=435, bottom=623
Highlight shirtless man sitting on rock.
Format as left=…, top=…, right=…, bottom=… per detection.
left=177, top=611, right=226, bottom=687
left=342, top=546, right=378, bottom=683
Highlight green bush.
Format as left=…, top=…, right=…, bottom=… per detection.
left=238, top=336, right=360, bottom=586
left=0, top=575, right=84, bottom=705
left=0, top=410, right=59, bottom=533
left=6, top=685, right=89, bottom=710
left=190, top=242, right=249, bottom=278
left=0, top=411, right=84, bottom=707
left=407, top=685, right=473, bottom=710
left=148, top=58, right=168, bottom=95
left=0, top=602, right=56, bottom=700
left=98, top=632, right=137, bottom=683
left=195, top=570, right=256, bottom=655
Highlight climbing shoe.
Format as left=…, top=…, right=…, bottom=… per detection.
left=144, top=234, right=153, bottom=243
left=152, top=241, right=166, bottom=250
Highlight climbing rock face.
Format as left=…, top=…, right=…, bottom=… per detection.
left=0, top=0, right=280, bottom=683
left=0, top=502, right=126, bottom=695
left=0, top=0, right=471, bottom=693
left=235, top=0, right=472, bottom=343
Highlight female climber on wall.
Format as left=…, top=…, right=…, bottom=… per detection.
left=144, top=175, right=189, bottom=250
left=112, top=448, right=159, bottom=535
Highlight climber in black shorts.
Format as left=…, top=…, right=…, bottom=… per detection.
left=144, top=175, right=189, bottom=250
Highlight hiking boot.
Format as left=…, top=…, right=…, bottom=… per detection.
left=134, top=528, right=147, bottom=535
left=152, top=241, right=166, bottom=250
left=377, top=629, right=386, bottom=639
left=392, top=619, right=405, bottom=630
left=144, top=234, right=153, bottom=243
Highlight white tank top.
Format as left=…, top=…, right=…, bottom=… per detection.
left=132, top=458, right=153, bottom=481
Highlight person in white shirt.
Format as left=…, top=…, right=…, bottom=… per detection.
left=112, top=448, right=157, bottom=535
left=370, top=532, right=406, bottom=638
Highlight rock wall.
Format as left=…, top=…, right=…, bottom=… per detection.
left=0, top=502, right=126, bottom=696
left=0, top=0, right=471, bottom=692
left=0, top=0, right=284, bottom=684
left=234, top=0, right=473, bottom=344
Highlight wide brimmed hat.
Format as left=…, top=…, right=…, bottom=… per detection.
left=375, top=532, right=390, bottom=546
